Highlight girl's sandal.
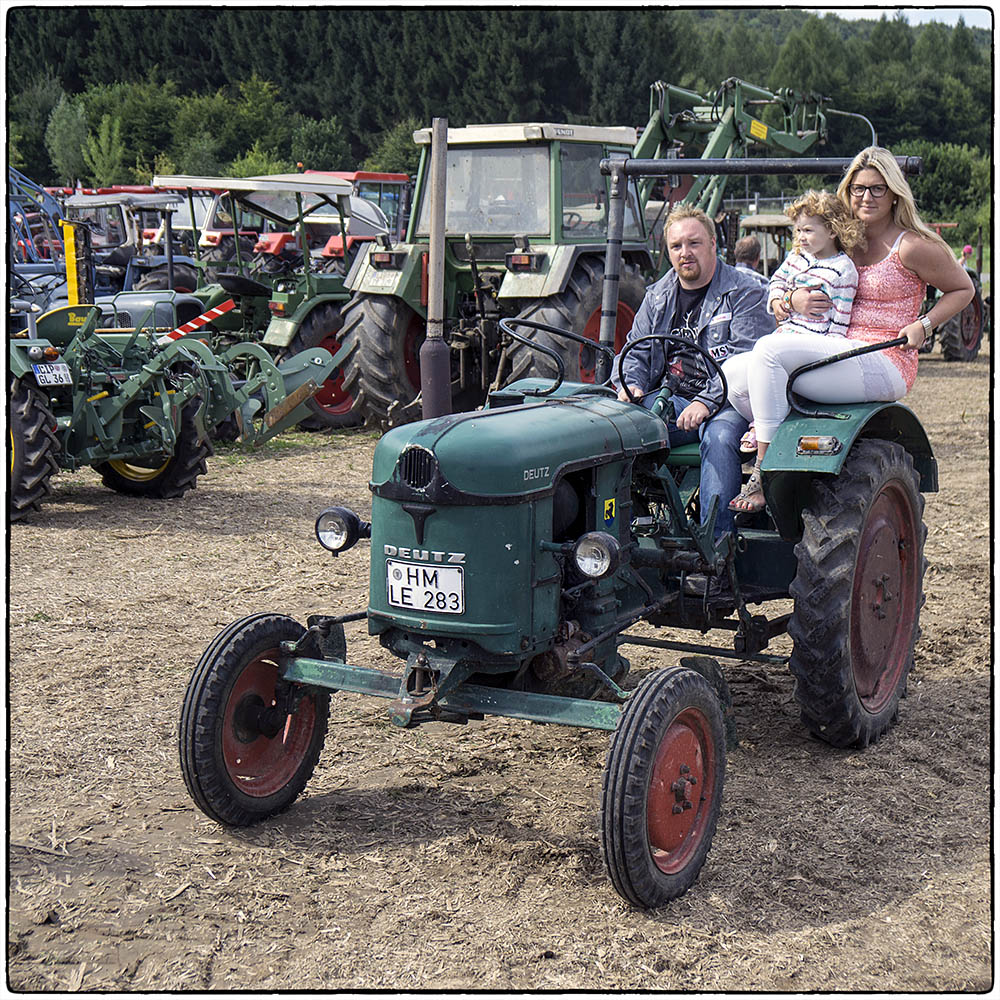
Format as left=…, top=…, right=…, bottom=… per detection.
left=729, top=465, right=766, bottom=513
left=739, top=424, right=758, bottom=454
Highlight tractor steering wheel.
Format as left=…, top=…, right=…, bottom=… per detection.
left=617, top=334, right=729, bottom=418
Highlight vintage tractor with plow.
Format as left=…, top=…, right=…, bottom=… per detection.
left=8, top=298, right=336, bottom=521
left=179, top=155, right=933, bottom=908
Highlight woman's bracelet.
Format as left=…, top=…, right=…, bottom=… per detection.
left=782, top=289, right=794, bottom=312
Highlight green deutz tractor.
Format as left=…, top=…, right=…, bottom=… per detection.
left=8, top=301, right=335, bottom=521
left=179, top=156, right=934, bottom=907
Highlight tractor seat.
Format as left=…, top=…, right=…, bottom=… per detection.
left=216, top=272, right=272, bottom=298
left=665, top=442, right=701, bottom=467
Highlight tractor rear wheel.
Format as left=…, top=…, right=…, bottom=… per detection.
left=179, top=614, right=330, bottom=826
left=601, top=667, right=725, bottom=908
left=9, top=379, right=60, bottom=522
left=133, top=263, right=200, bottom=293
left=93, top=400, right=212, bottom=498
left=788, top=440, right=927, bottom=748
left=341, top=293, right=424, bottom=430
left=505, top=257, right=646, bottom=385
left=939, top=276, right=984, bottom=362
left=280, top=302, right=361, bottom=430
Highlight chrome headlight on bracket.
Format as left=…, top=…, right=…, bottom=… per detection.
left=572, top=531, right=621, bottom=579
left=315, top=506, right=369, bottom=555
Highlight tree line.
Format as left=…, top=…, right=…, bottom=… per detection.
left=6, top=8, right=991, bottom=239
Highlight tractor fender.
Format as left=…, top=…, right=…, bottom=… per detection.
left=9, top=339, right=61, bottom=380
left=761, top=401, right=937, bottom=541
left=16, top=304, right=101, bottom=348
left=263, top=294, right=347, bottom=348
left=497, top=243, right=653, bottom=301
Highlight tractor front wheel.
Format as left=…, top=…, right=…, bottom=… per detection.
left=939, top=276, right=984, bottom=362
left=9, top=379, right=61, bottom=521
left=505, top=257, right=646, bottom=385
left=179, top=614, right=330, bottom=826
left=788, top=440, right=927, bottom=748
left=280, top=303, right=361, bottom=430
left=601, top=667, right=725, bottom=908
left=341, top=293, right=424, bottom=430
left=93, top=400, right=212, bottom=498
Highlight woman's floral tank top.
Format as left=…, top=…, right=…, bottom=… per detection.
left=846, top=232, right=925, bottom=391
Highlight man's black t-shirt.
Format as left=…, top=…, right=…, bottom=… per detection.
left=663, top=282, right=710, bottom=399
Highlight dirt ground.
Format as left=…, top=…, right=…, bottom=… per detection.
left=7, top=341, right=992, bottom=992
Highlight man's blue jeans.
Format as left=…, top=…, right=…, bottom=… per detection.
left=644, top=392, right=749, bottom=537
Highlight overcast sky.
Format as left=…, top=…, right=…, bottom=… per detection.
left=806, top=6, right=993, bottom=30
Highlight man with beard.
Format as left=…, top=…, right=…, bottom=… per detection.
left=613, top=205, right=774, bottom=554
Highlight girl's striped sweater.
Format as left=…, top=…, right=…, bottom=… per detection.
left=767, top=250, right=858, bottom=337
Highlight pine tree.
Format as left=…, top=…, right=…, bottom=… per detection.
left=82, top=114, right=128, bottom=185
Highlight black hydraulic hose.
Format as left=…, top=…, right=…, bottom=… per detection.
left=786, top=335, right=908, bottom=418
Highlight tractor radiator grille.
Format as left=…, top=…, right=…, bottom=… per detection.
left=398, top=446, right=437, bottom=490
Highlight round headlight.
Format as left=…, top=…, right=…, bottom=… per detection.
left=315, top=506, right=361, bottom=553
left=27, top=346, right=44, bottom=361
left=572, top=531, right=621, bottom=579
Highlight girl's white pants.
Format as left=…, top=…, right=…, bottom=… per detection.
left=723, top=331, right=907, bottom=443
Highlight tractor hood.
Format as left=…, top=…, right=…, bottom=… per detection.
left=371, top=395, right=669, bottom=503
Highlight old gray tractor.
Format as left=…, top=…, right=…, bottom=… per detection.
left=179, top=156, right=932, bottom=909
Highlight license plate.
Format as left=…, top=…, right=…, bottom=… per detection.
left=366, top=268, right=398, bottom=289
left=386, top=559, right=464, bottom=615
left=31, top=363, right=72, bottom=387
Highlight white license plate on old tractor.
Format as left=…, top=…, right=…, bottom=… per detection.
left=386, top=559, right=464, bottom=614
left=31, top=363, right=73, bottom=386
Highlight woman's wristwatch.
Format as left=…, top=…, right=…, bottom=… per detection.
left=919, top=314, right=934, bottom=339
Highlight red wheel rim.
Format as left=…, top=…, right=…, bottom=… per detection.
left=312, top=330, right=354, bottom=415
left=221, top=649, right=317, bottom=798
left=403, top=312, right=424, bottom=393
left=580, top=300, right=636, bottom=382
left=646, top=706, right=716, bottom=874
left=849, top=481, right=921, bottom=712
left=961, top=299, right=982, bottom=351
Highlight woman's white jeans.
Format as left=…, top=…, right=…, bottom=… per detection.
left=724, top=332, right=907, bottom=443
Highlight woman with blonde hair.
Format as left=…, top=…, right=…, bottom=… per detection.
left=724, top=148, right=973, bottom=513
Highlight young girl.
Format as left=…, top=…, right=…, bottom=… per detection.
left=724, top=190, right=866, bottom=512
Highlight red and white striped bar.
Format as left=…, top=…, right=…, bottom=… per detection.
left=157, top=298, right=236, bottom=345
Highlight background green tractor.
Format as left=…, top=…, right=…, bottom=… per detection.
left=155, top=173, right=393, bottom=430
left=8, top=301, right=335, bottom=521
left=339, top=121, right=653, bottom=429
left=339, top=78, right=853, bottom=430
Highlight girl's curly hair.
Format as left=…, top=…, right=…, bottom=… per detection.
left=786, top=189, right=867, bottom=254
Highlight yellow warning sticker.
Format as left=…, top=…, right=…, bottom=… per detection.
left=749, top=118, right=768, bottom=141
left=604, top=499, right=616, bottom=524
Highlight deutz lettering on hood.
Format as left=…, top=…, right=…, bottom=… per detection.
left=384, top=545, right=466, bottom=564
